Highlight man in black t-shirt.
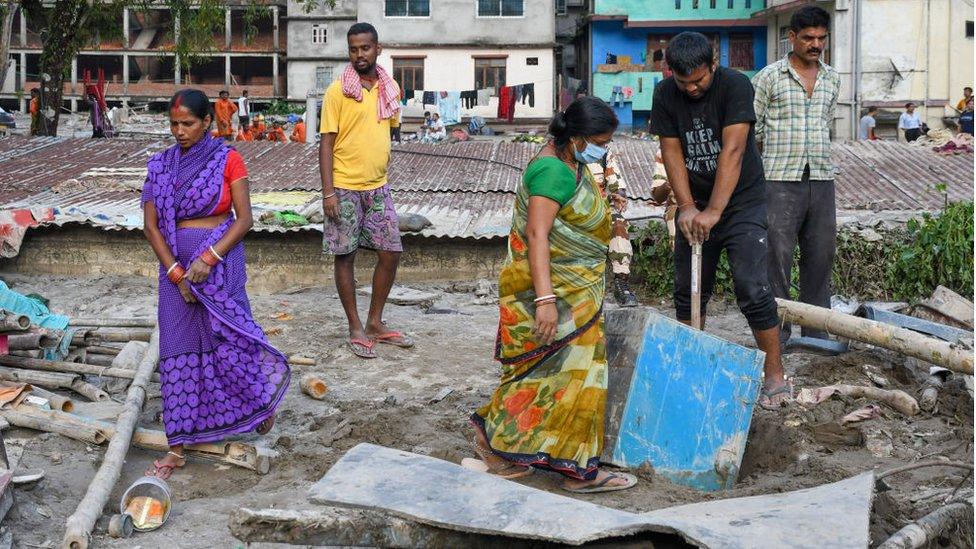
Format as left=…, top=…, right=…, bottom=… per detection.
left=649, top=32, right=790, bottom=410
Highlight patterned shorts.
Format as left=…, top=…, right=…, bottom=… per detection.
left=323, top=185, right=402, bottom=255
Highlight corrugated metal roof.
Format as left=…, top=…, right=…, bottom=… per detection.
left=0, top=135, right=969, bottom=245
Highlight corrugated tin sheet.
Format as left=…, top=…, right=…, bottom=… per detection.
left=0, top=136, right=969, bottom=245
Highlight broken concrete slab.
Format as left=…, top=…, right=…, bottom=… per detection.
left=309, top=443, right=875, bottom=548
left=358, top=286, right=438, bottom=307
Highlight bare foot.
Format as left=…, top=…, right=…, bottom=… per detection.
left=473, top=430, right=530, bottom=474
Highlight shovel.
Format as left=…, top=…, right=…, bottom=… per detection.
left=691, top=242, right=703, bottom=330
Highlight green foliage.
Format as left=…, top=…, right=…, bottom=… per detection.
left=631, top=201, right=975, bottom=303
left=887, top=200, right=974, bottom=301
left=263, top=100, right=305, bottom=116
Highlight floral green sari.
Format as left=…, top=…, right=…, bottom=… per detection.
left=471, top=156, right=611, bottom=480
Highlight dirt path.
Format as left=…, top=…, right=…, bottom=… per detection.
left=2, top=274, right=972, bottom=548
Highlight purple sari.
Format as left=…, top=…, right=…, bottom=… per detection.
left=142, top=134, right=290, bottom=446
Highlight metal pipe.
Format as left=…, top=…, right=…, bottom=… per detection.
left=851, top=0, right=862, bottom=140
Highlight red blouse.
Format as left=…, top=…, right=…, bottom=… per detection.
left=212, top=150, right=248, bottom=215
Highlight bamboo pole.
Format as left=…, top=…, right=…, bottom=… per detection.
left=84, top=345, right=123, bottom=356
left=878, top=500, right=972, bottom=549
left=6, top=333, right=58, bottom=351
left=0, top=366, right=78, bottom=389
left=0, top=407, right=107, bottom=444
left=0, top=311, right=31, bottom=332
left=28, top=386, right=74, bottom=413
left=776, top=299, right=974, bottom=374
left=69, top=318, right=155, bottom=328
left=62, top=328, right=159, bottom=549
left=84, top=354, right=114, bottom=367
left=91, top=328, right=153, bottom=343
left=70, top=380, right=110, bottom=402
left=0, top=355, right=161, bottom=383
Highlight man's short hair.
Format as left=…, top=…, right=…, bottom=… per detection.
left=867, top=106, right=878, bottom=113
left=905, top=102, right=914, bottom=109
left=348, top=22, right=378, bottom=43
left=965, top=87, right=973, bottom=93
left=790, top=5, right=830, bottom=32
left=219, top=90, right=229, bottom=96
left=664, top=32, right=714, bottom=77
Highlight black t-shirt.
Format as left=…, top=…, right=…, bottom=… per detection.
left=649, top=67, right=765, bottom=213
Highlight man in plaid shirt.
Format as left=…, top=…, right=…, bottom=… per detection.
left=753, top=5, right=841, bottom=348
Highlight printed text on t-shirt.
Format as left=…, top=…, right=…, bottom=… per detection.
left=685, top=117, right=721, bottom=173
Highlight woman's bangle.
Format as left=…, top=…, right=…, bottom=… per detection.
left=167, top=265, right=185, bottom=284
left=209, top=245, right=224, bottom=262
left=165, top=261, right=180, bottom=276
left=200, top=249, right=219, bottom=267
left=322, top=191, right=337, bottom=200
left=533, top=294, right=556, bottom=303
left=535, top=298, right=556, bottom=307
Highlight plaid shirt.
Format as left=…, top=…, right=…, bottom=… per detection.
left=753, top=55, right=841, bottom=182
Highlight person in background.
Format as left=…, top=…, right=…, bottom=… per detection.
left=955, top=87, right=972, bottom=112
left=141, top=88, right=289, bottom=479
left=957, top=96, right=974, bottom=136
left=587, top=144, right=639, bottom=307
left=250, top=118, right=266, bottom=140
left=422, top=112, right=446, bottom=143
left=255, top=113, right=267, bottom=134
left=319, top=22, right=412, bottom=359
left=236, top=124, right=254, bottom=141
left=467, top=97, right=636, bottom=493
left=237, top=89, right=251, bottom=130
left=859, top=106, right=880, bottom=140
left=753, top=5, right=841, bottom=353
left=291, top=118, right=307, bottom=143
left=651, top=32, right=789, bottom=410
left=214, top=90, right=237, bottom=141
left=899, top=103, right=923, bottom=142
left=267, top=121, right=288, bottom=143
left=28, top=88, right=40, bottom=133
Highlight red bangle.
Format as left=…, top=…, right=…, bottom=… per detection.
left=167, top=266, right=185, bottom=284
left=200, top=249, right=219, bottom=267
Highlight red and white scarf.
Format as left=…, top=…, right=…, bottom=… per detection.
left=341, top=64, right=400, bottom=122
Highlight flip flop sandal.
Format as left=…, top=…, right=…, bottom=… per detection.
left=348, top=338, right=377, bottom=359
left=256, top=414, right=275, bottom=435
left=373, top=331, right=414, bottom=348
left=758, top=380, right=795, bottom=411
left=461, top=457, right=534, bottom=479
left=561, top=472, right=638, bottom=494
left=146, top=452, right=185, bottom=480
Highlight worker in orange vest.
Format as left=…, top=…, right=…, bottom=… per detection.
left=213, top=90, right=237, bottom=140
left=267, top=121, right=288, bottom=143
left=290, top=118, right=307, bottom=143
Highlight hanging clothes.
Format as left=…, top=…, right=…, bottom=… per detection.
left=422, top=91, right=436, bottom=107
left=460, top=90, right=478, bottom=110
left=513, top=85, right=523, bottom=103
left=437, top=91, right=462, bottom=125
left=520, top=83, right=535, bottom=107
left=497, top=86, right=516, bottom=122
left=477, top=88, right=492, bottom=107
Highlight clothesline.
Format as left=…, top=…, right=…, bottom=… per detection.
left=403, top=81, right=543, bottom=124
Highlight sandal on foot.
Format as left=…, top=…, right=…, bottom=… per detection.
left=348, top=338, right=377, bottom=359
left=470, top=436, right=534, bottom=479
left=562, top=472, right=637, bottom=494
left=146, top=452, right=185, bottom=480
left=758, top=380, right=794, bottom=411
left=372, top=331, right=414, bottom=348
left=256, top=414, right=275, bottom=435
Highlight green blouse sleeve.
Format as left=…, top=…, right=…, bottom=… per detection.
left=523, top=157, right=578, bottom=206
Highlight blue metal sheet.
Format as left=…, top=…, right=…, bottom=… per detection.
left=608, top=310, right=763, bottom=491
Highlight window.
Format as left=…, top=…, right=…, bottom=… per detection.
left=312, top=25, right=327, bottom=45
left=478, top=0, right=523, bottom=17
left=967, top=21, right=974, bottom=38
left=385, top=0, right=429, bottom=17
left=315, top=66, right=333, bottom=91
left=729, top=34, right=754, bottom=71
left=526, top=57, right=538, bottom=66
left=555, top=0, right=566, bottom=15
left=778, top=26, right=790, bottom=58
left=474, top=57, right=506, bottom=92
left=392, top=58, right=424, bottom=94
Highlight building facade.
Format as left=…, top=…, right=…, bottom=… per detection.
left=761, top=0, right=974, bottom=138
left=589, top=0, right=769, bottom=130
left=1, top=1, right=286, bottom=112
left=285, top=0, right=357, bottom=101
left=364, top=0, right=556, bottom=121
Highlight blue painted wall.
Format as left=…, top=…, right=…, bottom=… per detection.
left=591, top=20, right=767, bottom=129
left=596, top=0, right=764, bottom=20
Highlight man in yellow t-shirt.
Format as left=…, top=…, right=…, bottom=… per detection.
left=956, top=87, right=972, bottom=112
left=318, top=21, right=411, bottom=359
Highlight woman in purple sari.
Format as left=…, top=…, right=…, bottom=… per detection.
left=142, top=89, right=290, bottom=479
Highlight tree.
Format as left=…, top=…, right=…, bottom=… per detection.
left=14, top=0, right=333, bottom=136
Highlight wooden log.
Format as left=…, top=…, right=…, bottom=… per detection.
left=878, top=500, right=972, bottom=549
left=90, top=328, right=152, bottom=343
left=776, top=299, right=974, bottom=374
left=0, top=407, right=107, bottom=445
left=70, top=331, right=101, bottom=347
left=69, top=318, right=155, bottom=328
left=6, top=333, right=58, bottom=351
left=62, top=328, right=159, bottom=549
left=70, top=380, right=110, bottom=403
left=832, top=384, right=920, bottom=416
left=0, top=355, right=161, bottom=383
left=84, top=354, right=114, bottom=367
left=0, top=311, right=31, bottom=332
left=84, top=345, right=123, bottom=356
left=28, top=386, right=74, bottom=413
left=228, top=507, right=524, bottom=548
left=0, top=366, right=78, bottom=389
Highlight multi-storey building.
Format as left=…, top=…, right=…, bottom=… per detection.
left=1, top=1, right=286, bottom=112
left=588, top=0, right=769, bottom=130
left=285, top=0, right=357, bottom=100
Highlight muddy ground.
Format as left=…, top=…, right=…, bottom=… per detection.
left=1, top=273, right=973, bottom=548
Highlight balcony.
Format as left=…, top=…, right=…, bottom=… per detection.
left=594, top=0, right=765, bottom=21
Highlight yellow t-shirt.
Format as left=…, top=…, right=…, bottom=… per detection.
left=319, top=80, right=401, bottom=191
left=957, top=98, right=969, bottom=111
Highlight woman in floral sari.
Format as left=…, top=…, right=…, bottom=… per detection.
left=468, top=97, right=636, bottom=493
left=142, top=89, right=290, bottom=479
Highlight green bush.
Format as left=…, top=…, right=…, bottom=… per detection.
left=630, top=201, right=975, bottom=303
left=263, top=100, right=305, bottom=116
